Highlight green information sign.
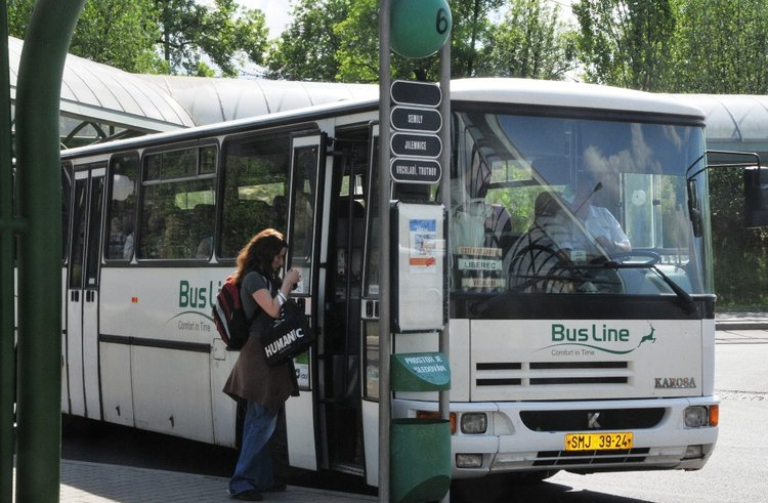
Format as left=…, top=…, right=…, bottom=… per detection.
left=391, top=352, right=451, bottom=392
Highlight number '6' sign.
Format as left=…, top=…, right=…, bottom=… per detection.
left=390, top=0, right=452, bottom=59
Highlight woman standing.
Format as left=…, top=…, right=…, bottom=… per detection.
left=224, top=228, right=301, bottom=501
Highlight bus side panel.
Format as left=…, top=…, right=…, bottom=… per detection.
left=211, top=337, right=238, bottom=448
left=61, top=268, right=69, bottom=414
left=65, top=293, right=86, bottom=416
left=99, top=342, right=134, bottom=426
left=285, top=391, right=317, bottom=470
left=362, top=399, right=379, bottom=487
left=99, top=268, right=136, bottom=426
left=131, top=347, right=214, bottom=443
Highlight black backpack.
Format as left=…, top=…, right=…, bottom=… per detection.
left=212, top=276, right=252, bottom=350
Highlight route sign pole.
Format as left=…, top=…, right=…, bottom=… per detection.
left=437, top=36, right=452, bottom=503
left=378, top=3, right=392, bottom=503
left=382, top=1, right=452, bottom=502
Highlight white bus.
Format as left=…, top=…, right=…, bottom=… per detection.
left=58, top=78, right=755, bottom=488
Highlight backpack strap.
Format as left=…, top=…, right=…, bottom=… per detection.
left=241, top=271, right=275, bottom=327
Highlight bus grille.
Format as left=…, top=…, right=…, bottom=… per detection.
left=475, top=361, right=630, bottom=387
left=533, top=448, right=650, bottom=467
left=520, top=408, right=665, bottom=432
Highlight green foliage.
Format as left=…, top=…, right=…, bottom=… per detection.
left=265, top=0, right=348, bottom=81
left=8, top=0, right=165, bottom=73
left=477, top=0, right=577, bottom=79
left=335, top=0, right=440, bottom=82
left=7, top=0, right=268, bottom=76
left=573, top=0, right=676, bottom=90
left=266, top=0, right=562, bottom=82
left=450, top=0, right=506, bottom=77
left=155, top=0, right=268, bottom=77
left=668, top=0, right=768, bottom=94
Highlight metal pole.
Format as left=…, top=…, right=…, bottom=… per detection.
left=15, top=1, right=86, bottom=501
left=378, top=1, right=392, bottom=502
left=438, top=36, right=451, bottom=503
left=0, top=1, right=17, bottom=501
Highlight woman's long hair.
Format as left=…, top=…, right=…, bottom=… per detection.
left=234, top=228, right=288, bottom=288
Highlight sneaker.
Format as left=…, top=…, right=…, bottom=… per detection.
left=231, top=489, right=263, bottom=501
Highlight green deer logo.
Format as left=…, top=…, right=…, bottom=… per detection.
left=637, top=323, right=656, bottom=348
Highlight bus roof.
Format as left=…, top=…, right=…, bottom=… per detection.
left=451, top=78, right=706, bottom=119
left=60, top=78, right=706, bottom=160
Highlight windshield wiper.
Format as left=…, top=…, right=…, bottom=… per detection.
left=597, top=260, right=698, bottom=314
left=471, top=260, right=697, bottom=316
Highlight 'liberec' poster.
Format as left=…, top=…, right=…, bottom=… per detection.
left=409, top=219, right=438, bottom=273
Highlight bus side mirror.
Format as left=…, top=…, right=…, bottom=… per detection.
left=687, top=179, right=702, bottom=237
left=744, top=166, right=768, bottom=228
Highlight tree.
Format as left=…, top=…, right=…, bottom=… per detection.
left=669, top=0, right=768, bottom=94
left=328, top=0, right=507, bottom=82
left=155, top=0, right=269, bottom=77
left=573, top=0, right=675, bottom=90
left=451, top=0, right=505, bottom=77
left=477, top=0, right=577, bottom=80
left=7, top=0, right=163, bottom=73
left=265, top=0, right=349, bottom=81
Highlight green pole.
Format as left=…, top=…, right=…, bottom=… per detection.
left=0, top=1, right=18, bottom=502
left=377, top=2, right=391, bottom=502
left=14, top=1, right=86, bottom=501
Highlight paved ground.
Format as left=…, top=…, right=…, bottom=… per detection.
left=10, top=312, right=767, bottom=503
left=13, top=458, right=377, bottom=503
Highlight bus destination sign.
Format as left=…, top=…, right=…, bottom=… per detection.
left=390, top=132, right=442, bottom=159
left=390, top=80, right=442, bottom=107
left=391, top=106, right=442, bottom=133
left=390, top=158, right=442, bottom=184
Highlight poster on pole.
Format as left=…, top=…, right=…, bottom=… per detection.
left=392, top=202, right=446, bottom=332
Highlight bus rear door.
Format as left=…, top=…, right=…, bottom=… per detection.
left=65, top=165, right=106, bottom=420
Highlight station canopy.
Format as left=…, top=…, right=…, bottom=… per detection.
left=671, top=94, right=768, bottom=158
left=8, top=36, right=768, bottom=159
left=7, top=36, right=375, bottom=148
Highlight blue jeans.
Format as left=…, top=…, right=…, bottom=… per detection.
left=229, top=401, right=278, bottom=495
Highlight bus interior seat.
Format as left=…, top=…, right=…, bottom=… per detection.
left=190, top=203, right=215, bottom=257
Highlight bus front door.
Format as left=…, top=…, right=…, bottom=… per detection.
left=319, top=126, right=371, bottom=476
left=65, top=166, right=105, bottom=420
left=284, top=134, right=324, bottom=471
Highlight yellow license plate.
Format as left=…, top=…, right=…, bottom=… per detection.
left=564, top=432, right=633, bottom=451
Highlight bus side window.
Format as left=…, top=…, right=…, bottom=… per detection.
left=138, top=147, right=216, bottom=260
left=105, top=153, right=139, bottom=261
left=219, top=134, right=290, bottom=258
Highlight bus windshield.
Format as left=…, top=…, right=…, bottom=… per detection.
left=450, top=110, right=711, bottom=297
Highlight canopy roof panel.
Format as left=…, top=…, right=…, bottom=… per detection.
left=671, top=94, right=768, bottom=144
left=8, top=36, right=195, bottom=132
left=138, top=75, right=377, bottom=125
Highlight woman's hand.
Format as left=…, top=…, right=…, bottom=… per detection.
left=282, top=268, right=301, bottom=292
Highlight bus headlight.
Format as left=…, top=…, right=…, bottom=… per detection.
left=460, top=413, right=487, bottom=434
left=684, top=406, right=709, bottom=427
